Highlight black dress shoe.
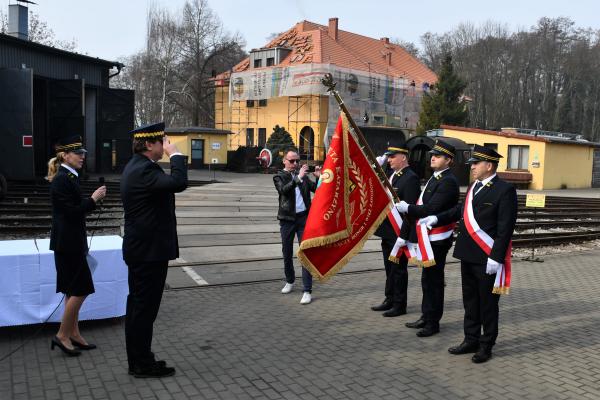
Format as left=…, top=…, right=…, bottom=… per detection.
left=472, top=348, right=492, bottom=364
left=132, top=363, right=175, bottom=378
left=70, top=338, right=97, bottom=350
left=405, top=317, right=425, bottom=329
left=448, top=341, right=479, bottom=355
left=371, top=301, right=393, bottom=312
left=51, top=337, right=81, bottom=357
left=416, top=326, right=440, bottom=337
left=382, top=306, right=407, bottom=317
left=129, top=360, right=167, bottom=375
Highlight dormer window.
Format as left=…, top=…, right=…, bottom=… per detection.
left=249, top=47, right=292, bottom=69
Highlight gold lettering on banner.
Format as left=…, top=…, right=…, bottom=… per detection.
left=323, top=166, right=343, bottom=221
left=348, top=160, right=367, bottom=218
left=328, top=148, right=339, bottom=164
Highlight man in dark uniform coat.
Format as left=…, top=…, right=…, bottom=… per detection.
left=423, top=144, right=518, bottom=363
left=395, top=139, right=459, bottom=337
left=371, top=146, right=420, bottom=317
left=120, top=122, right=188, bottom=378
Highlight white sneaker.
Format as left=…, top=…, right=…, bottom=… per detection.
left=300, top=292, right=312, bottom=304
left=281, top=283, right=293, bottom=294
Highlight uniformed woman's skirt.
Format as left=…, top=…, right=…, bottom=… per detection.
left=54, top=252, right=95, bottom=296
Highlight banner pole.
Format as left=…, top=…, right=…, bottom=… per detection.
left=321, top=73, right=400, bottom=203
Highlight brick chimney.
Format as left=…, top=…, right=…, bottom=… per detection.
left=380, top=37, right=390, bottom=44
left=386, top=52, right=392, bottom=66
left=328, top=18, right=338, bottom=41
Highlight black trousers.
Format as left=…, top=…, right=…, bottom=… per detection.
left=461, top=260, right=501, bottom=348
left=420, top=243, right=450, bottom=328
left=125, top=260, right=169, bottom=369
left=382, top=239, right=408, bottom=308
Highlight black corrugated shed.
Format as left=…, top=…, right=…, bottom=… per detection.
left=0, top=33, right=134, bottom=184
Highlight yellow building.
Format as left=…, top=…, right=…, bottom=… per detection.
left=439, top=125, right=600, bottom=190
left=214, top=17, right=437, bottom=162
left=160, top=127, right=232, bottom=168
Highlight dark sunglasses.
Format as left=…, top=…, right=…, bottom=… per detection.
left=286, top=159, right=300, bottom=163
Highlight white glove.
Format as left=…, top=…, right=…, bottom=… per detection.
left=418, top=215, right=438, bottom=229
left=486, top=258, right=502, bottom=275
left=376, top=155, right=388, bottom=166
left=395, top=238, right=406, bottom=247
left=394, top=200, right=409, bottom=213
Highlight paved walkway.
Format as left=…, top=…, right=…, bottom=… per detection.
left=2, top=248, right=600, bottom=400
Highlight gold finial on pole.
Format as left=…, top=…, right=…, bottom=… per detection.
left=321, top=73, right=401, bottom=203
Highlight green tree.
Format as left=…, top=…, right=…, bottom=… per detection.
left=266, top=125, right=295, bottom=166
left=416, top=54, right=468, bottom=134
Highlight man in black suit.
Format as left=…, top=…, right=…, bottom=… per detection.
left=120, top=122, right=188, bottom=378
left=273, top=149, right=320, bottom=305
left=421, top=145, right=518, bottom=363
left=395, top=139, right=459, bottom=337
left=371, top=146, right=420, bottom=317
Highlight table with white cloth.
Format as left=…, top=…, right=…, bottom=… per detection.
left=0, top=235, right=128, bottom=327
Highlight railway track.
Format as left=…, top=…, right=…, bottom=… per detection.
left=2, top=181, right=600, bottom=248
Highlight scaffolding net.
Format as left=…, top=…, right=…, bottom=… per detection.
left=229, top=63, right=427, bottom=144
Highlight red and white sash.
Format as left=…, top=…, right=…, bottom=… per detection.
left=463, top=183, right=512, bottom=294
left=383, top=175, right=415, bottom=264
left=385, top=206, right=417, bottom=263
left=413, top=178, right=455, bottom=267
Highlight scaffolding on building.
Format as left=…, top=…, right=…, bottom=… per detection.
left=287, top=94, right=324, bottom=163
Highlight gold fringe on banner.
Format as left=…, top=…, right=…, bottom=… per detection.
left=297, top=113, right=391, bottom=282
left=297, top=205, right=390, bottom=282
left=297, top=114, right=352, bottom=251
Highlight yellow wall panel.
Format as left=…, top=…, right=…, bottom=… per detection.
left=542, top=144, right=593, bottom=189
left=441, top=127, right=594, bottom=190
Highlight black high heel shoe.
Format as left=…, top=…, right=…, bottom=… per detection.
left=70, top=337, right=97, bottom=350
left=51, top=337, right=81, bottom=356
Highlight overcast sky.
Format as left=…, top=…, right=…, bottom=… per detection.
left=8, top=0, right=600, bottom=61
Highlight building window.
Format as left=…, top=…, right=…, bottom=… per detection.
left=258, top=99, right=267, bottom=107
left=258, top=128, right=267, bottom=147
left=373, top=115, right=384, bottom=124
left=266, top=57, right=275, bottom=66
left=254, top=59, right=262, bottom=68
left=246, top=100, right=254, bottom=108
left=246, top=128, right=254, bottom=146
left=508, top=145, right=529, bottom=170
left=483, top=143, right=498, bottom=151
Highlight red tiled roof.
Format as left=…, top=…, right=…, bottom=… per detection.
left=215, top=19, right=437, bottom=86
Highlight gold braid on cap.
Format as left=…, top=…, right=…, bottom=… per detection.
left=55, top=142, right=83, bottom=152
left=433, top=144, right=454, bottom=157
left=472, top=151, right=500, bottom=162
left=133, top=131, right=165, bottom=139
left=387, top=147, right=408, bottom=153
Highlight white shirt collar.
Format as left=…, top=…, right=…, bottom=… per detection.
left=477, top=173, right=496, bottom=187
left=61, top=163, right=78, bottom=177
left=433, top=167, right=449, bottom=178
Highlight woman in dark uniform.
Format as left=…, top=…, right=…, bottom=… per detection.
left=47, top=136, right=106, bottom=356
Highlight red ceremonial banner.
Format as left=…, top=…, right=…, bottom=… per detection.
left=297, top=114, right=391, bottom=281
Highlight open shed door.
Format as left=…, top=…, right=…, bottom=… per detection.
left=48, top=79, right=85, bottom=148
left=0, top=68, right=34, bottom=180
left=98, top=87, right=134, bottom=172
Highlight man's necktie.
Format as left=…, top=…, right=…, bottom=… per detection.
left=473, top=181, right=483, bottom=195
